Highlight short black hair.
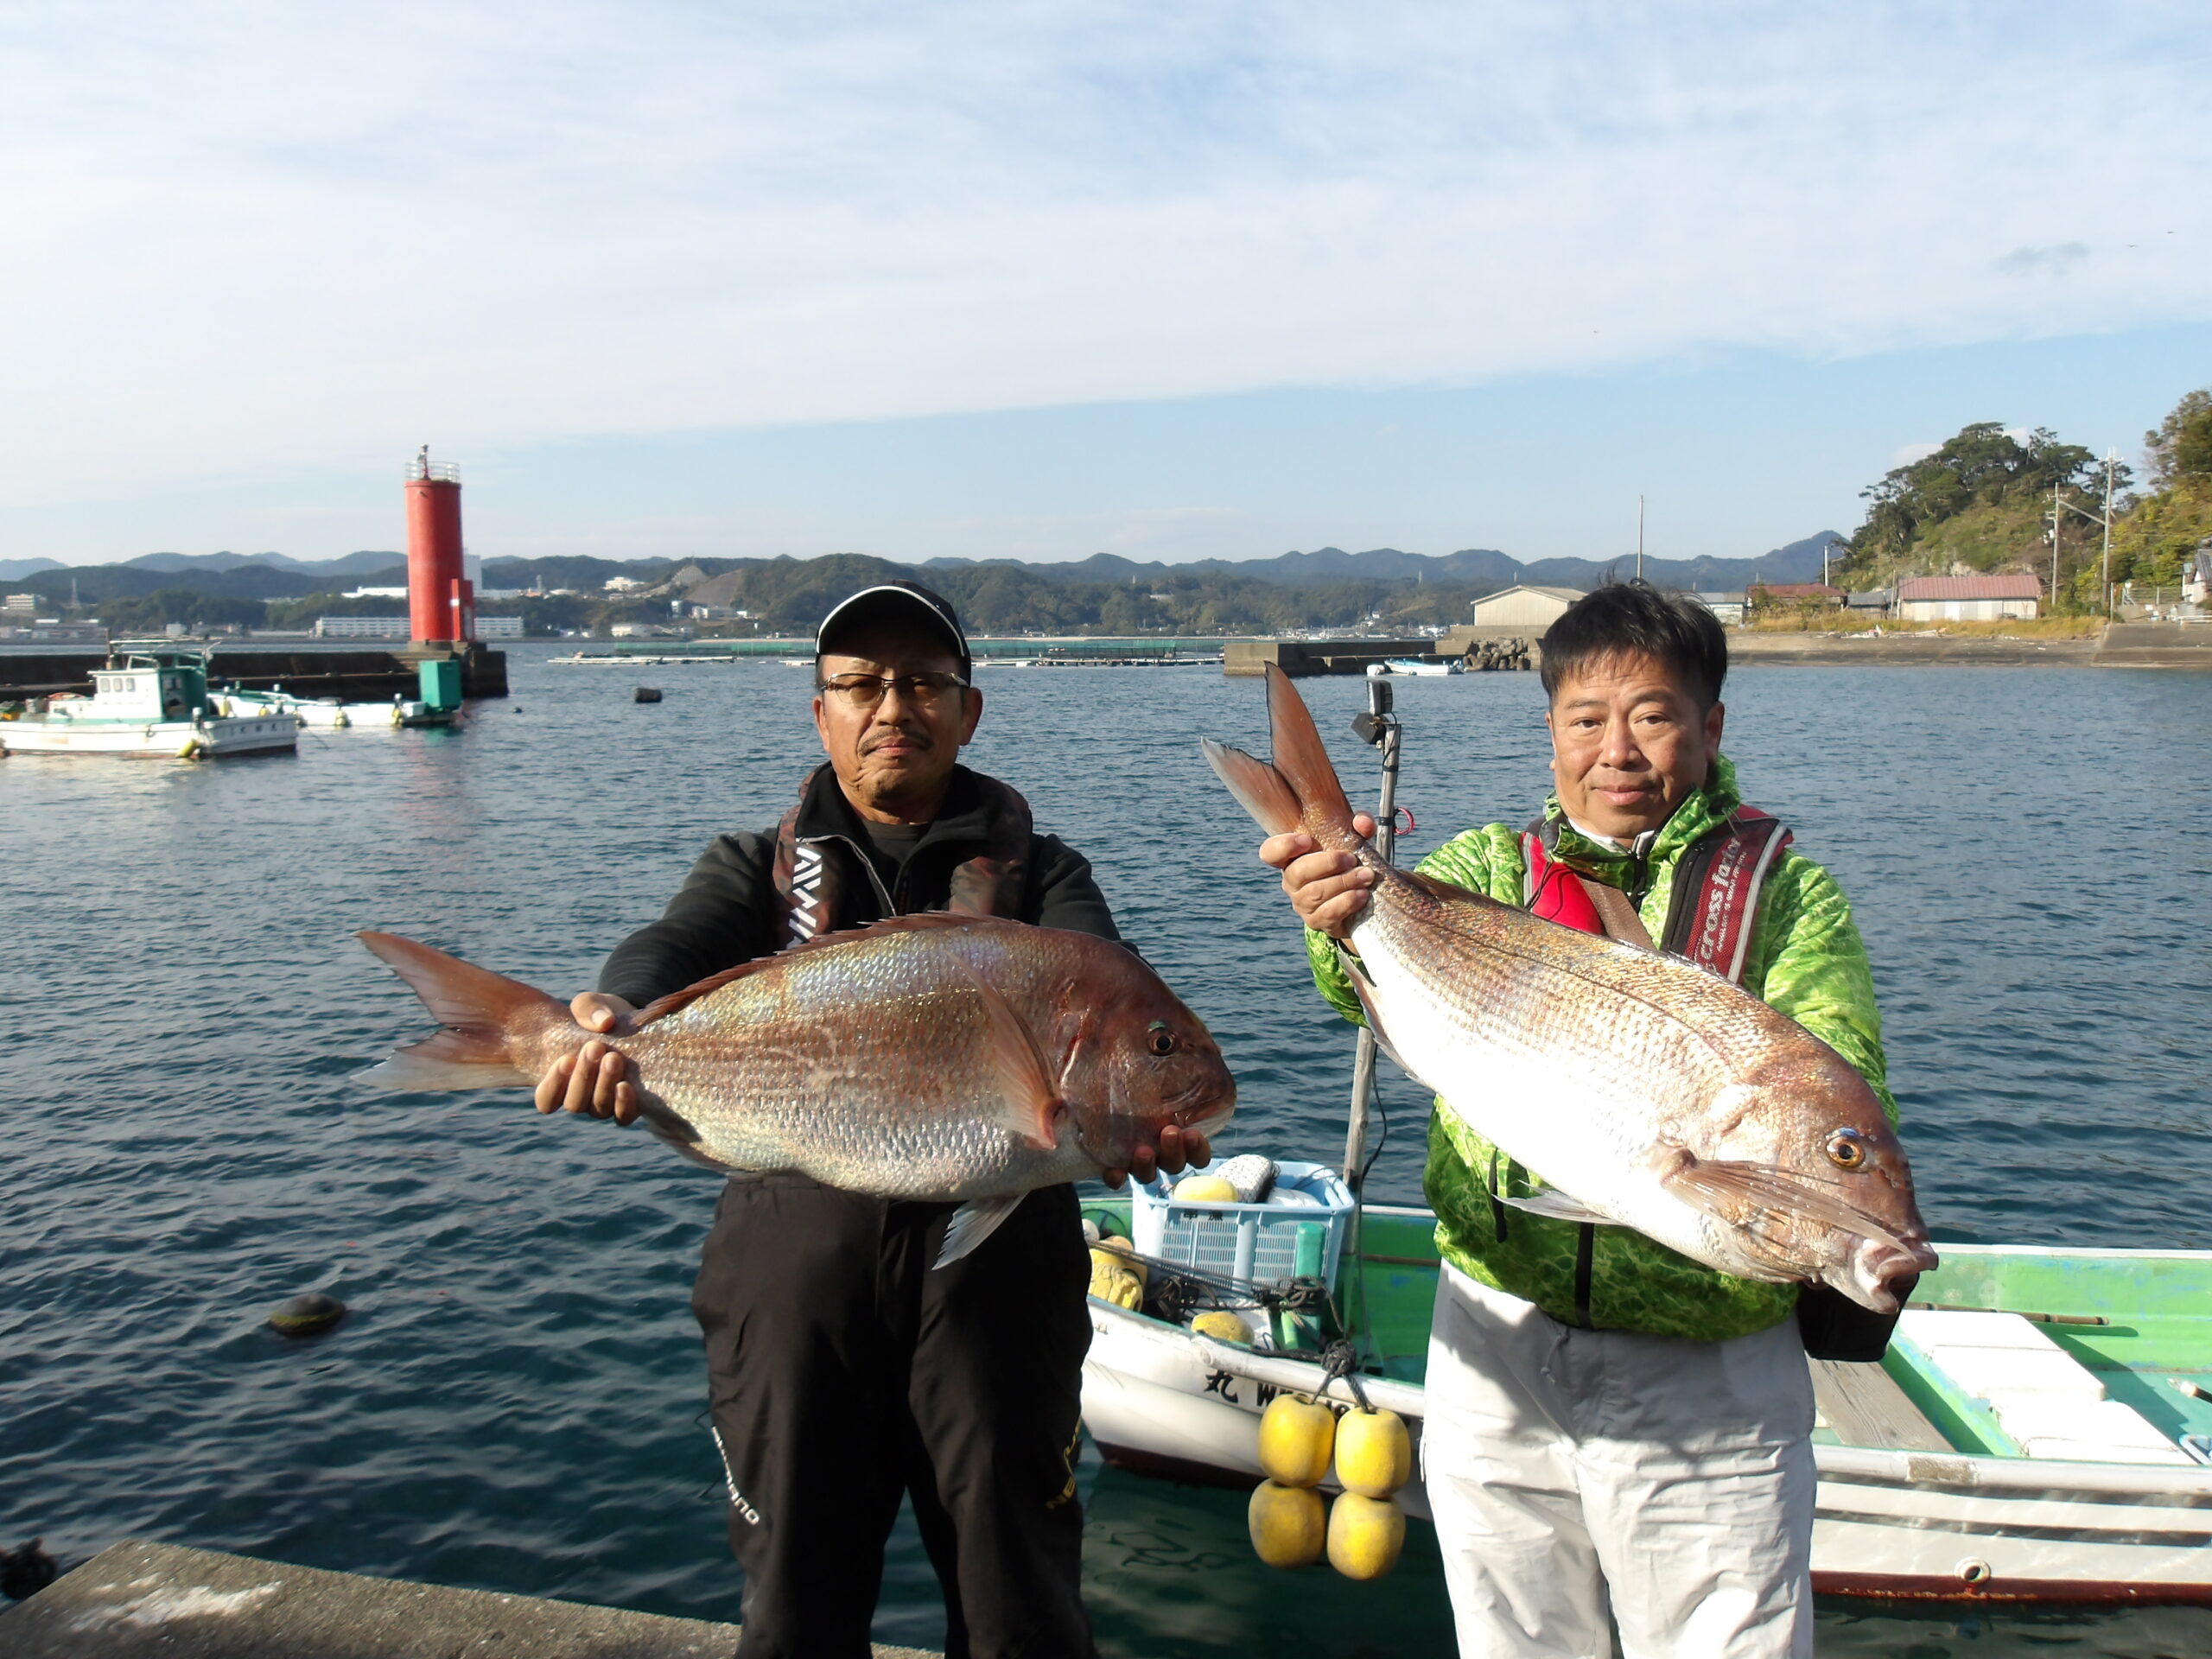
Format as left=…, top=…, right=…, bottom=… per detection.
left=1538, top=583, right=1728, bottom=709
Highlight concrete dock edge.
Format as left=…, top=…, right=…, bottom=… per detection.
left=0, top=1540, right=938, bottom=1658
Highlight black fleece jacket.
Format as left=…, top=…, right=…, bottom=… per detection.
left=597, top=764, right=1120, bottom=1007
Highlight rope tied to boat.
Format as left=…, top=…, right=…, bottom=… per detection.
left=1320, top=1338, right=1372, bottom=1413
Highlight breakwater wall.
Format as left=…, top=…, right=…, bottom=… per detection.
left=0, top=645, right=509, bottom=700
left=0, top=1539, right=940, bottom=1657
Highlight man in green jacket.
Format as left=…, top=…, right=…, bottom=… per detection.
left=1262, top=584, right=1897, bottom=1658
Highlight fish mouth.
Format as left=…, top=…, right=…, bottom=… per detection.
left=1179, top=1096, right=1236, bottom=1141
left=1837, top=1236, right=1941, bottom=1315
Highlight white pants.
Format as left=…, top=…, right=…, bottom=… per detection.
left=1423, top=1265, right=1815, bottom=1659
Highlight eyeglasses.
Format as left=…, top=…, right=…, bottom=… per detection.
left=817, top=671, right=969, bottom=709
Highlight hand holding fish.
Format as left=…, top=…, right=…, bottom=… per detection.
left=533, top=994, right=640, bottom=1124
left=1260, top=811, right=1379, bottom=940
left=1103, top=1123, right=1212, bottom=1192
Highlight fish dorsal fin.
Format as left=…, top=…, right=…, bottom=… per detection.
left=632, top=912, right=1020, bottom=1027
left=1334, top=944, right=1419, bottom=1081
left=1391, top=866, right=1485, bottom=906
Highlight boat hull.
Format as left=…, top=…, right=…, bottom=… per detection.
left=0, top=715, right=298, bottom=758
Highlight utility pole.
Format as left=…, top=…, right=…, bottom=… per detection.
left=2102, top=450, right=2116, bottom=614
left=1636, top=496, right=1645, bottom=582
left=2050, top=481, right=2063, bottom=608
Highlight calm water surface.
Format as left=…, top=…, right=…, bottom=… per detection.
left=3, top=652, right=2208, bottom=1656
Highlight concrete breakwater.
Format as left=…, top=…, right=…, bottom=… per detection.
left=0, top=1540, right=939, bottom=1657
left=0, top=645, right=509, bottom=702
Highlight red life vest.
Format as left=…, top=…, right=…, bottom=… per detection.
left=1519, top=806, right=1793, bottom=985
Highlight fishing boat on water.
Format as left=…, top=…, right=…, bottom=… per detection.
left=1365, top=658, right=1462, bottom=677
left=1078, top=670, right=2212, bottom=1605
left=0, top=648, right=296, bottom=759
left=1078, top=1188, right=2212, bottom=1605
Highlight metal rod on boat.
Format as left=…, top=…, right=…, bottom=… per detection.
left=1343, top=677, right=1401, bottom=1192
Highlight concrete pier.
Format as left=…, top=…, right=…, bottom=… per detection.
left=0, top=1540, right=938, bottom=1658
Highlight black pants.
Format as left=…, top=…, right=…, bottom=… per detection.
left=692, top=1176, right=1097, bottom=1659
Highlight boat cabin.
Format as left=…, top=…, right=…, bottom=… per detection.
left=87, top=651, right=213, bottom=721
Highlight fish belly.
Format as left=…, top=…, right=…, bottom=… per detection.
left=620, top=943, right=1096, bottom=1202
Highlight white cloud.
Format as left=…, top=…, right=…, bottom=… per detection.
left=0, top=2, right=2205, bottom=505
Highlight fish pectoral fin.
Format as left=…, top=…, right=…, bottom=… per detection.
left=935, top=1193, right=1025, bottom=1268
left=1494, top=1188, right=1621, bottom=1226
left=1662, top=1156, right=1909, bottom=1253
left=964, top=969, right=1065, bottom=1153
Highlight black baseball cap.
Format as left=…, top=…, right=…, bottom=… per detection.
left=815, top=582, right=972, bottom=681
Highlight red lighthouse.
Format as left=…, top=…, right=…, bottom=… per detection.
left=404, top=446, right=473, bottom=645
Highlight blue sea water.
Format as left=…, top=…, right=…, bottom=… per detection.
left=3, top=650, right=2209, bottom=1656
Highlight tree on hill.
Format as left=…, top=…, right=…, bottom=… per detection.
left=2108, top=388, right=2212, bottom=596
left=2144, top=390, right=2212, bottom=490
left=1844, top=423, right=2109, bottom=572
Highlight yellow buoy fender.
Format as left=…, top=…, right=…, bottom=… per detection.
left=1091, top=1235, right=1147, bottom=1289
left=1173, top=1174, right=1241, bottom=1205
left=1189, top=1309, right=1254, bottom=1344
left=1333, top=1407, right=1413, bottom=1497
left=1326, top=1491, right=1406, bottom=1580
left=1088, top=1261, right=1143, bottom=1309
left=1256, top=1395, right=1336, bottom=1489
left=1248, top=1479, right=1326, bottom=1568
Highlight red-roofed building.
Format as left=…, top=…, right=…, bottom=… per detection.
left=1895, top=574, right=2041, bottom=621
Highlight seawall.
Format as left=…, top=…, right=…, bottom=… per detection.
left=0, top=1539, right=938, bottom=1658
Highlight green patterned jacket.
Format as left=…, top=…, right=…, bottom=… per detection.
left=1306, top=754, right=1899, bottom=1342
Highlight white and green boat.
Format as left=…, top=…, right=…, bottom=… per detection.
left=1, top=648, right=297, bottom=759
left=1077, top=1199, right=2212, bottom=1605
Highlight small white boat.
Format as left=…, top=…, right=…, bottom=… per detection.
left=1, top=650, right=296, bottom=759
left=1365, top=658, right=1461, bottom=677
left=1078, top=1192, right=2212, bottom=1607
left=216, top=688, right=353, bottom=729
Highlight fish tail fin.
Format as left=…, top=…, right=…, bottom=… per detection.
left=353, top=930, right=561, bottom=1090
left=1200, top=664, right=1357, bottom=842
left=1198, top=737, right=1302, bottom=836
left=1264, top=664, right=1357, bottom=836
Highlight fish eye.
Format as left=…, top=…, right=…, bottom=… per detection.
left=1825, top=1128, right=1866, bottom=1170
left=1146, top=1021, right=1177, bottom=1058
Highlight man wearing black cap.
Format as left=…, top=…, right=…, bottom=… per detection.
left=531, top=582, right=1203, bottom=1659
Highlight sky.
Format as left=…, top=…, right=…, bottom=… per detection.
left=1, top=3, right=2206, bottom=568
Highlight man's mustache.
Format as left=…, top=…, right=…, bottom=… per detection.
left=861, top=726, right=933, bottom=754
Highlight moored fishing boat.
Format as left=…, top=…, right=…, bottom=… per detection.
left=216, top=686, right=353, bottom=728
left=0, top=648, right=296, bottom=759
left=1364, top=658, right=1462, bottom=677
left=1077, top=1193, right=2212, bottom=1605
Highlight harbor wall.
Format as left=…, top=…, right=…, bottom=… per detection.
left=0, top=646, right=509, bottom=700
left=0, top=1538, right=940, bottom=1657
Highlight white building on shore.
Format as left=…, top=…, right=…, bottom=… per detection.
left=1469, top=585, right=1583, bottom=629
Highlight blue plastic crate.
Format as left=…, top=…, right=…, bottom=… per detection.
left=1128, top=1160, right=1355, bottom=1291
